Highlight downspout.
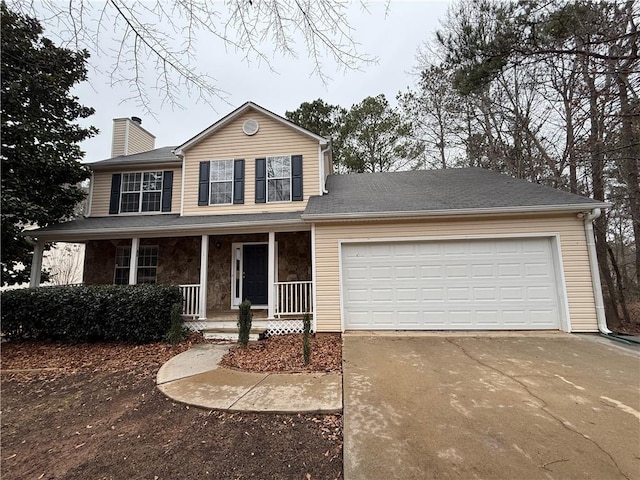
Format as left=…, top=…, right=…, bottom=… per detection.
left=582, top=208, right=611, bottom=334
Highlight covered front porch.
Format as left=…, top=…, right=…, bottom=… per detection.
left=81, top=229, right=315, bottom=332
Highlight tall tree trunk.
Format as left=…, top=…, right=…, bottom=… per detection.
left=584, top=58, right=620, bottom=325
left=615, top=74, right=640, bottom=288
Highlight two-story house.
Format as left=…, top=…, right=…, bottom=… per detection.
left=29, top=102, right=610, bottom=335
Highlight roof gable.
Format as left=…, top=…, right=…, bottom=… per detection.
left=175, top=101, right=329, bottom=155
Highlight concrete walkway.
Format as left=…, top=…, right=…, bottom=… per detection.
left=156, top=343, right=342, bottom=413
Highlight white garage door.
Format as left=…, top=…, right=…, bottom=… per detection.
left=341, top=237, right=562, bottom=330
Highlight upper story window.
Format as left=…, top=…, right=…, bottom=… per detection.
left=209, top=159, right=234, bottom=205
left=108, top=170, right=173, bottom=215
left=198, top=159, right=244, bottom=206
left=254, top=155, right=302, bottom=204
left=120, top=171, right=163, bottom=213
left=267, top=155, right=291, bottom=202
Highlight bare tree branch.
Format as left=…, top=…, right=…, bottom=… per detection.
left=8, top=0, right=376, bottom=112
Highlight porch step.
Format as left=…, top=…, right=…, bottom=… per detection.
left=203, top=326, right=268, bottom=341
left=204, top=321, right=269, bottom=330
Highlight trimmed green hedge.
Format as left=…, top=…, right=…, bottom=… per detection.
left=1, top=284, right=183, bottom=343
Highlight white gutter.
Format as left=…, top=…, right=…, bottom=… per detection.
left=301, top=202, right=610, bottom=222
left=582, top=208, right=611, bottom=334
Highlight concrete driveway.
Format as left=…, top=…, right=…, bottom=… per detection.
left=343, top=333, right=640, bottom=480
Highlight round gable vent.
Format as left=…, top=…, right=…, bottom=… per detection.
left=242, top=118, right=259, bottom=136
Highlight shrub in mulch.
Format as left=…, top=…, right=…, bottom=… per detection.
left=220, top=333, right=342, bottom=373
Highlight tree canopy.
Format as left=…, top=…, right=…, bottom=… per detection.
left=285, top=99, right=346, bottom=169
left=1, top=3, right=96, bottom=285
left=340, top=95, right=416, bottom=173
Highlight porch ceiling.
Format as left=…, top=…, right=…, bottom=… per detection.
left=26, top=211, right=308, bottom=242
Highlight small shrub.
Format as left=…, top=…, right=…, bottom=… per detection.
left=165, top=302, right=189, bottom=345
left=1, top=284, right=182, bottom=343
left=302, top=312, right=311, bottom=365
left=237, top=300, right=252, bottom=347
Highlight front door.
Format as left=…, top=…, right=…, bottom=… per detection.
left=242, top=244, right=268, bottom=305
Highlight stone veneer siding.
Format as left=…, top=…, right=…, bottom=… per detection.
left=83, top=237, right=201, bottom=285
left=84, top=231, right=311, bottom=315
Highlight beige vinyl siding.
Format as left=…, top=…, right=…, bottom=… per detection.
left=111, top=118, right=155, bottom=157
left=182, top=109, right=320, bottom=215
left=111, top=119, right=127, bottom=157
left=314, top=214, right=598, bottom=333
left=127, top=122, right=155, bottom=155
left=89, top=167, right=182, bottom=216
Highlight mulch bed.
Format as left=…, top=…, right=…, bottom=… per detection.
left=1, top=334, right=343, bottom=480
left=0, top=333, right=211, bottom=377
left=220, top=334, right=342, bottom=373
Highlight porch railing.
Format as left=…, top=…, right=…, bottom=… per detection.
left=274, top=281, right=313, bottom=317
left=179, top=284, right=200, bottom=317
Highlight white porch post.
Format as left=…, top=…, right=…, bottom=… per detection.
left=268, top=231, right=275, bottom=319
left=128, top=237, right=139, bottom=285
left=311, top=224, right=317, bottom=332
left=29, top=239, right=45, bottom=288
left=199, top=234, right=209, bottom=321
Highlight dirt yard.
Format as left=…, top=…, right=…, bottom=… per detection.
left=1, top=336, right=343, bottom=480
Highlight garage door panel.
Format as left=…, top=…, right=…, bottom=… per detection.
left=528, top=286, right=554, bottom=300
left=342, top=237, right=561, bottom=330
left=446, top=264, right=469, bottom=278
left=345, top=287, right=369, bottom=303
left=422, top=287, right=444, bottom=301
left=472, top=264, right=495, bottom=278
left=371, top=288, right=393, bottom=303
left=421, top=265, right=444, bottom=278
left=525, top=262, right=551, bottom=277
left=448, top=287, right=471, bottom=301
left=397, top=288, right=419, bottom=302
left=474, top=287, right=497, bottom=301
left=371, top=312, right=395, bottom=327
left=476, top=310, right=500, bottom=326
left=498, top=263, right=522, bottom=277
left=397, top=311, right=420, bottom=327
left=396, top=265, right=418, bottom=279
left=449, top=310, right=474, bottom=326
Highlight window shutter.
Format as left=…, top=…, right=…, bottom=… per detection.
left=198, top=161, right=210, bottom=206
left=109, top=173, right=122, bottom=214
left=291, top=155, right=303, bottom=201
left=233, top=159, right=245, bottom=204
left=255, top=158, right=266, bottom=203
left=161, top=171, right=173, bottom=212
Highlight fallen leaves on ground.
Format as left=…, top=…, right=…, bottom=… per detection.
left=220, top=334, right=342, bottom=373
left=1, top=340, right=344, bottom=480
left=0, top=333, right=216, bottom=379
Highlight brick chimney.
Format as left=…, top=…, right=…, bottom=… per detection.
left=111, top=117, right=155, bottom=157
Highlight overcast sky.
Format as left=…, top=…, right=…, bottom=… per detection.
left=71, top=1, right=451, bottom=162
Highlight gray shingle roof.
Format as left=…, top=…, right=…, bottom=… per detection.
left=29, top=211, right=305, bottom=240
left=303, top=168, right=605, bottom=219
left=88, top=146, right=180, bottom=169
